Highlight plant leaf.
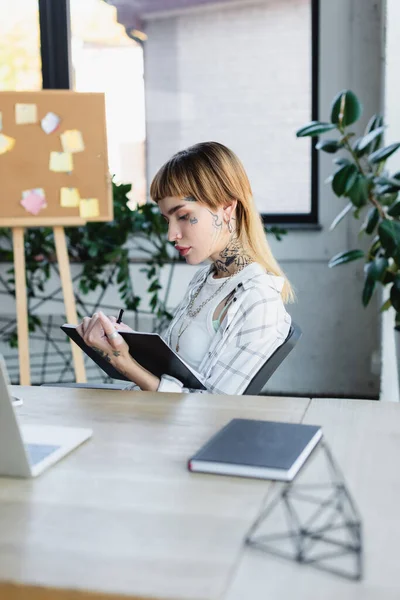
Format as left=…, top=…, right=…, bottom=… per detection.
left=378, top=220, right=400, bottom=260
left=390, top=276, right=400, bottom=312
left=362, top=272, right=376, bottom=307
left=388, top=201, right=400, bottom=217
left=356, top=126, right=385, bottom=154
left=331, top=164, right=358, bottom=197
left=369, top=142, right=400, bottom=164
left=328, top=249, right=364, bottom=267
left=346, top=174, right=369, bottom=207
left=333, top=157, right=351, bottom=167
left=380, top=298, right=392, bottom=312
left=296, top=121, right=337, bottom=137
left=330, top=90, right=363, bottom=127
left=329, top=202, right=353, bottom=231
left=364, top=114, right=384, bottom=153
left=365, top=207, right=380, bottom=234
left=365, top=256, right=389, bottom=283
left=315, top=139, right=342, bottom=153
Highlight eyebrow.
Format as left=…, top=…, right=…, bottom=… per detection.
left=165, top=204, right=186, bottom=216
left=163, top=201, right=196, bottom=216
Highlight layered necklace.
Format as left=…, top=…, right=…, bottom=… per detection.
left=175, top=262, right=249, bottom=353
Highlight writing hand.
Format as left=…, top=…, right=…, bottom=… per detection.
left=76, top=311, right=131, bottom=364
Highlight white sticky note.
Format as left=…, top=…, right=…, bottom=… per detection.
left=15, top=103, right=38, bottom=124
left=41, top=112, right=61, bottom=134
left=79, top=198, right=100, bottom=219
left=60, top=130, right=85, bottom=153
left=0, top=133, right=15, bottom=154
left=49, top=151, right=73, bottom=172
left=60, top=187, right=80, bottom=208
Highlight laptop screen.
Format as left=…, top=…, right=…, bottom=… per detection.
left=25, top=443, right=60, bottom=466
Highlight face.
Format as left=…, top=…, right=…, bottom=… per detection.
left=158, top=195, right=233, bottom=265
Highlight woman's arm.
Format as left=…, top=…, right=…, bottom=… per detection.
left=77, top=312, right=160, bottom=392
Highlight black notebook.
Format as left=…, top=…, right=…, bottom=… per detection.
left=188, top=418, right=323, bottom=481
left=61, top=324, right=206, bottom=390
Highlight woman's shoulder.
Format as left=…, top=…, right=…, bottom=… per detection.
left=241, top=263, right=285, bottom=298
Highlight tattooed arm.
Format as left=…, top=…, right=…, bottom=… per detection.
left=77, top=312, right=160, bottom=391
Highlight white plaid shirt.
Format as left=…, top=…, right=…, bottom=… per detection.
left=126, top=262, right=291, bottom=395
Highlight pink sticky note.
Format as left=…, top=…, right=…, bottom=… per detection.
left=20, top=191, right=47, bottom=216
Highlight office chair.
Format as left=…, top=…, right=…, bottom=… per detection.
left=43, top=323, right=302, bottom=395
left=242, top=322, right=302, bottom=395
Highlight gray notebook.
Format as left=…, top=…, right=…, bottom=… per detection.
left=188, top=418, right=323, bottom=481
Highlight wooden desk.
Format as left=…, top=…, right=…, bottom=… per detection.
left=0, top=389, right=399, bottom=599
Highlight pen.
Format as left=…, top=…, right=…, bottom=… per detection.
left=117, top=309, right=124, bottom=324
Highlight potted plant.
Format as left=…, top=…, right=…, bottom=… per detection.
left=296, top=89, right=400, bottom=380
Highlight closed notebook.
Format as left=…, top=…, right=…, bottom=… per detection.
left=188, top=418, right=323, bottom=481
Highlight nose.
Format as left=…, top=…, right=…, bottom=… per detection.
left=167, top=222, right=182, bottom=243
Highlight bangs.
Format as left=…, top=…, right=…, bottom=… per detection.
left=149, top=151, right=219, bottom=208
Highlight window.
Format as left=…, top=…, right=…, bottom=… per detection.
left=141, top=0, right=318, bottom=224
left=19, top=0, right=318, bottom=224
left=0, top=0, right=42, bottom=91
left=70, top=0, right=146, bottom=207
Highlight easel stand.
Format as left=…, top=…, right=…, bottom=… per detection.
left=245, top=439, right=363, bottom=581
left=12, top=226, right=86, bottom=385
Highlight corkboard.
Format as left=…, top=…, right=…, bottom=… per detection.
left=0, top=91, right=112, bottom=227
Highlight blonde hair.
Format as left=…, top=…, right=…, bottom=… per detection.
left=150, top=141, right=294, bottom=303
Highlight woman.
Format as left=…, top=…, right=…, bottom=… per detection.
left=77, top=142, right=293, bottom=395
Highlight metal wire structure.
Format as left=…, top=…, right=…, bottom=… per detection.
left=245, top=438, right=363, bottom=581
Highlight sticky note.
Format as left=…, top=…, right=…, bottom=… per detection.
left=49, top=151, right=73, bottom=172
left=0, top=133, right=15, bottom=154
left=60, top=187, right=80, bottom=208
left=41, top=112, right=61, bottom=134
left=61, top=130, right=84, bottom=153
left=15, top=103, right=37, bottom=124
left=79, top=198, right=100, bottom=219
left=20, top=189, right=47, bottom=216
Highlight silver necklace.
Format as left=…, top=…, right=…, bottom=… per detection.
left=175, top=263, right=246, bottom=352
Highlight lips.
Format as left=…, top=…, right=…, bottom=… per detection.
left=175, top=245, right=192, bottom=257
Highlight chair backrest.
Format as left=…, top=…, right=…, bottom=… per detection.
left=242, top=322, right=302, bottom=396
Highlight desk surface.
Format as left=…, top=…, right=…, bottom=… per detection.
left=1, top=387, right=399, bottom=600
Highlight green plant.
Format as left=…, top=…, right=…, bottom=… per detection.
left=297, top=90, right=400, bottom=327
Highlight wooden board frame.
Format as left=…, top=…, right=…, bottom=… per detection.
left=0, top=90, right=112, bottom=227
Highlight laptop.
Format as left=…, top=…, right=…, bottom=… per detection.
left=0, top=359, right=92, bottom=478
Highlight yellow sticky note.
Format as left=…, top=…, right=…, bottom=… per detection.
left=61, top=130, right=85, bottom=153
left=0, top=133, right=16, bottom=154
left=80, top=198, right=100, bottom=219
left=15, top=103, right=37, bottom=124
left=60, top=187, right=80, bottom=208
left=49, top=151, right=73, bottom=172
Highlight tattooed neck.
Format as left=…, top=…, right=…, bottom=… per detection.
left=214, top=234, right=253, bottom=277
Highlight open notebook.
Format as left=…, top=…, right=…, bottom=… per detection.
left=61, top=324, right=206, bottom=390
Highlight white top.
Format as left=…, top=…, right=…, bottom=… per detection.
left=170, top=266, right=253, bottom=369
left=125, top=262, right=292, bottom=395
